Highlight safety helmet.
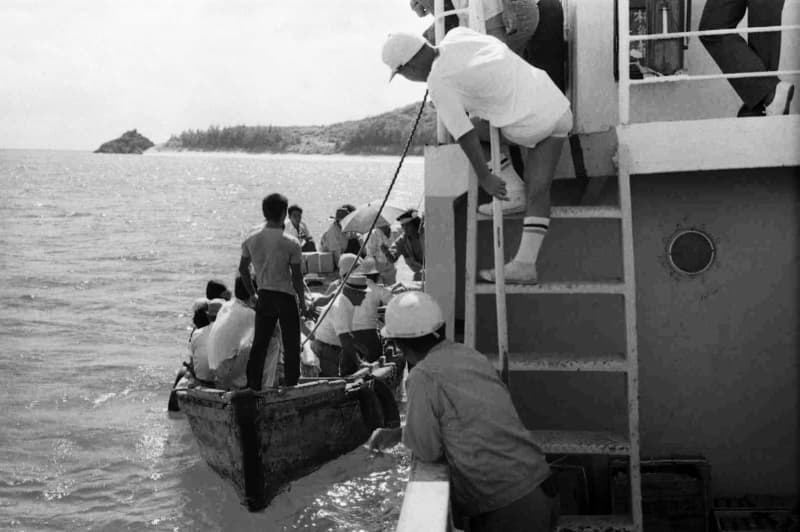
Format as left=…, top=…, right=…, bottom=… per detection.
left=381, top=291, right=444, bottom=339
left=338, top=253, right=359, bottom=274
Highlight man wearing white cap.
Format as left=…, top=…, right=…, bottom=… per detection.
left=366, top=291, right=558, bottom=531
left=381, top=27, right=572, bottom=284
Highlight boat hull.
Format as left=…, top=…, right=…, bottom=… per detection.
left=177, top=366, right=399, bottom=511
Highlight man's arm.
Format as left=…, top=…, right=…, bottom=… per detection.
left=457, top=129, right=508, bottom=200
left=238, top=255, right=256, bottom=304
left=290, top=262, right=306, bottom=313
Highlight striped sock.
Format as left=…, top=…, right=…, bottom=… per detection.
left=513, top=216, right=549, bottom=264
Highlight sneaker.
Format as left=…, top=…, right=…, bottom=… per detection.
left=478, top=186, right=526, bottom=215
left=478, top=260, right=538, bottom=284
left=765, top=81, right=795, bottom=116
left=477, top=156, right=527, bottom=216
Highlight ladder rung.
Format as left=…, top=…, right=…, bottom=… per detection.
left=477, top=205, right=622, bottom=221
left=530, top=430, right=630, bottom=455
left=557, top=514, right=634, bottom=532
left=487, top=352, right=628, bottom=372
left=476, top=281, right=625, bottom=295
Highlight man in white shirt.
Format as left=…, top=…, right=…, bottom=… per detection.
left=208, top=276, right=283, bottom=389
left=382, top=27, right=573, bottom=284
left=284, top=204, right=316, bottom=252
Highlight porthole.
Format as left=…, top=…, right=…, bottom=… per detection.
left=667, top=229, right=715, bottom=275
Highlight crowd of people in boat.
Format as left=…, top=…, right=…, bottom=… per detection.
left=182, top=193, right=425, bottom=392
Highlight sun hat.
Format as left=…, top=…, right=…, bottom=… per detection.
left=381, top=291, right=444, bottom=339
left=356, top=256, right=380, bottom=276
left=396, top=209, right=421, bottom=224
left=382, top=32, right=427, bottom=81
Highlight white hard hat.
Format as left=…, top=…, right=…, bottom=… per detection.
left=381, top=291, right=444, bottom=339
left=382, top=32, right=427, bottom=81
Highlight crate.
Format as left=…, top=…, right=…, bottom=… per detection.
left=611, top=456, right=711, bottom=532
left=302, top=252, right=335, bottom=274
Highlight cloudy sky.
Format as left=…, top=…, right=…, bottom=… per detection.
left=0, top=1, right=430, bottom=150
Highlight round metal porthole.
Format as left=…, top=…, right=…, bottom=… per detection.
left=667, top=229, right=716, bottom=275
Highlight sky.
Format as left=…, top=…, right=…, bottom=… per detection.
left=0, top=0, right=431, bottom=150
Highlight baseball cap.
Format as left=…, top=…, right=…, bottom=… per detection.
left=382, top=32, right=427, bottom=81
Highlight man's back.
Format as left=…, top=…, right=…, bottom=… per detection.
left=207, top=299, right=255, bottom=370
left=242, top=225, right=301, bottom=295
left=429, top=27, right=569, bottom=139
left=403, top=339, right=551, bottom=517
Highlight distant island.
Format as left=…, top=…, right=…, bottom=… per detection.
left=95, top=129, right=155, bottom=154
left=156, top=102, right=437, bottom=156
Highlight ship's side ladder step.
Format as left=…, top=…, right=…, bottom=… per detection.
left=464, top=146, right=643, bottom=532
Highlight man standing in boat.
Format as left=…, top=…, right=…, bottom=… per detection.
left=366, top=291, right=558, bottom=531
left=239, top=193, right=307, bottom=389
left=381, top=28, right=572, bottom=284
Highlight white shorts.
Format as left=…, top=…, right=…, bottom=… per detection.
left=500, top=108, right=573, bottom=148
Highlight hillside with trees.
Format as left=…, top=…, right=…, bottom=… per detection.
left=157, top=102, right=437, bottom=156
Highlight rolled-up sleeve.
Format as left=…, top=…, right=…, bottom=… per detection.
left=402, top=370, right=443, bottom=462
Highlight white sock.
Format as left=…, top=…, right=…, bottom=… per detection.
left=513, top=216, right=549, bottom=264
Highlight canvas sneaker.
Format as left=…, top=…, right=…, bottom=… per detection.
left=478, top=157, right=527, bottom=216
left=478, top=260, right=538, bottom=285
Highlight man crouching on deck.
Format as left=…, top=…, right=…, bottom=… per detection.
left=239, top=192, right=307, bottom=389
left=366, top=292, right=559, bottom=531
left=381, top=28, right=572, bottom=284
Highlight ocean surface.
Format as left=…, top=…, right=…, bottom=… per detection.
left=0, top=149, right=425, bottom=531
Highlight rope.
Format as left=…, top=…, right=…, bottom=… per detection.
left=302, top=90, right=429, bottom=347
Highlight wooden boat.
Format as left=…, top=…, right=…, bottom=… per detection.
left=175, top=362, right=401, bottom=511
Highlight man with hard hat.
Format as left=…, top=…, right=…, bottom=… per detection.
left=367, top=291, right=558, bottom=531
left=381, top=27, right=572, bottom=285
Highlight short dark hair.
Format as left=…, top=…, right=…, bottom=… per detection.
left=288, top=204, right=302, bottom=216
left=262, top=193, right=289, bottom=222
left=234, top=275, right=249, bottom=301
left=192, top=305, right=210, bottom=329
left=394, top=324, right=446, bottom=353
left=206, top=279, right=229, bottom=300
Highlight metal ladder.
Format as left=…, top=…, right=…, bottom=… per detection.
left=431, top=1, right=643, bottom=530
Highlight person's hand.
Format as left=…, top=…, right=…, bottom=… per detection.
left=502, top=8, right=518, bottom=34
left=365, top=427, right=402, bottom=452
left=248, top=293, right=258, bottom=308
left=390, top=282, right=408, bottom=294
left=480, top=173, right=508, bottom=200
left=410, top=0, right=428, bottom=17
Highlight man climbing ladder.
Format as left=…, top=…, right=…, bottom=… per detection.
left=381, top=26, right=573, bottom=284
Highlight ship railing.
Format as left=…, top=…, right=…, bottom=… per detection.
left=617, top=0, right=800, bottom=124
left=396, top=459, right=454, bottom=532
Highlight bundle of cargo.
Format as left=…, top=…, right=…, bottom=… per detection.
left=302, top=251, right=336, bottom=274
left=714, top=495, right=797, bottom=532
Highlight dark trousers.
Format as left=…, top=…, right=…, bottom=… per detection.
left=247, top=290, right=300, bottom=389
left=699, top=0, right=786, bottom=110
left=466, top=483, right=559, bottom=532
left=351, top=329, right=383, bottom=363
left=524, top=0, right=566, bottom=92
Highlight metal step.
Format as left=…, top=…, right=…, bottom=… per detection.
left=475, top=281, right=625, bottom=295
left=477, top=205, right=622, bottom=221
left=486, top=351, right=628, bottom=372
left=557, top=514, right=634, bottom=532
left=529, top=430, right=630, bottom=455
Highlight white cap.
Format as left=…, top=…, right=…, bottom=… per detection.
left=381, top=32, right=427, bottom=81
left=381, top=291, right=444, bottom=339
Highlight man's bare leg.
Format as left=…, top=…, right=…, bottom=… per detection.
left=480, top=136, right=564, bottom=283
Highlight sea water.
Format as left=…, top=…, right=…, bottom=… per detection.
left=0, top=149, right=424, bottom=531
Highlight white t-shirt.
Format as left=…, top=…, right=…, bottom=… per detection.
left=207, top=299, right=255, bottom=370
left=452, top=0, right=503, bottom=26
left=427, top=27, right=570, bottom=140
left=352, top=283, right=393, bottom=332
left=189, top=326, right=213, bottom=381
left=313, top=302, right=341, bottom=346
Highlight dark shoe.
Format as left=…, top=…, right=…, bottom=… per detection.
left=738, top=104, right=765, bottom=117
